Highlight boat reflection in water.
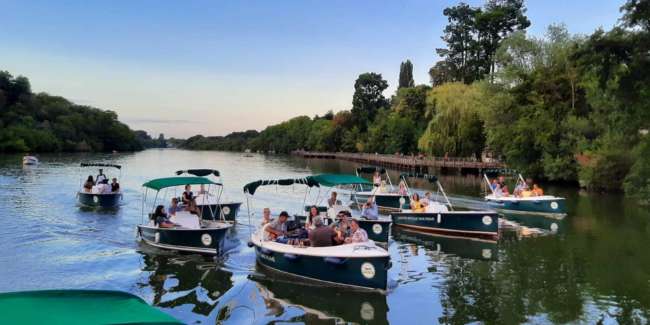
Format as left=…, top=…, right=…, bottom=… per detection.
left=248, top=270, right=390, bottom=325
left=392, top=226, right=498, bottom=262
left=136, top=252, right=234, bottom=316
left=499, top=211, right=565, bottom=236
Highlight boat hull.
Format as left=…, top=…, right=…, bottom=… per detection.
left=391, top=211, right=499, bottom=237
left=252, top=244, right=390, bottom=290
left=78, top=192, right=121, bottom=207
left=197, top=202, right=242, bottom=223
left=138, top=225, right=230, bottom=256
left=22, top=157, right=38, bottom=165
left=353, top=192, right=409, bottom=210
left=486, top=197, right=564, bottom=216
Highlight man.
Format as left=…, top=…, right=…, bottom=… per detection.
left=514, top=180, right=525, bottom=197
left=97, top=179, right=111, bottom=194
left=422, top=192, right=431, bottom=206
left=498, top=177, right=507, bottom=191
left=327, top=192, right=341, bottom=208
left=111, top=178, right=120, bottom=193
left=261, top=207, right=274, bottom=225
left=494, top=184, right=505, bottom=198
left=330, top=211, right=351, bottom=242
left=167, top=198, right=184, bottom=216
left=360, top=198, right=378, bottom=220
left=96, top=169, right=107, bottom=184
left=345, top=219, right=369, bottom=244
left=308, top=216, right=338, bottom=247
left=532, top=184, right=544, bottom=197
left=264, top=211, right=298, bottom=244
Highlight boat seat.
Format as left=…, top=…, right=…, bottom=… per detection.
left=171, top=211, right=201, bottom=229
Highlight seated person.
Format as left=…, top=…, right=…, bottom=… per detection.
left=398, top=182, right=407, bottom=195
left=261, top=207, right=274, bottom=225
left=514, top=180, right=525, bottom=197
left=111, top=178, right=120, bottom=193
left=97, top=179, right=112, bottom=194
left=182, top=185, right=194, bottom=205
left=521, top=185, right=533, bottom=197
left=289, top=206, right=318, bottom=244
left=83, top=176, right=95, bottom=193
left=491, top=179, right=498, bottom=190
left=410, top=193, right=425, bottom=212
left=494, top=184, right=505, bottom=198
left=378, top=180, right=388, bottom=193
left=345, top=219, right=369, bottom=244
left=361, top=198, right=378, bottom=220
left=330, top=211, right=351, bottom=243
left=308, top=216, right=338, bottom=247
left=167, top=198, right=184, bottom=216
left=422, top=192, right=431, bottom=206
left=187, top=199, right=202, bottom=220
left=264, top=211, right=298, bottom=244
left=532, top=184, right=544, bottom=196
left=327, top=192, right=341, bottom=208
left=154, top=205, right=179, bottom=228
left=197, top=184, right=208, bottom=196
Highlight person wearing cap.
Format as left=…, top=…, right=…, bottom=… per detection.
left=308, top=216, right=338, bottom=247
left=264, top=211, right=296, bottom=244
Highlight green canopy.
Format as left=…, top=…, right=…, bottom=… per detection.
left=143, top=177, right=216, bottom=191
left=175, top=169, right=220, bottom=177
left=399, top=173, right=439, bottom=183
left=356, top=167, right=386, bottom=175
left=0, top=290, right=183, bottom=325
left=482, top=169, right=520, bottom=175
left=307, top=174, right=373, bottom=187
left=243, top=178, right=317, bottom=195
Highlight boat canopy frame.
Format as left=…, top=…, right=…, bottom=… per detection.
left=399, top=173, right=453, bottom=211
left=175, top=169, right=231, bottom=202
left=482, top=169, right=526, bottom=197
left=356, top=166, right=395, bottom=191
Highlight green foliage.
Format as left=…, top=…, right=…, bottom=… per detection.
left=136, top=131, right=168, bottom=148
left=624, top=135, right=650, bottom=200
left=579, top=132, right=637, bottom=190
left=428, top=61, right=456, bottom=87
left=393, top=85, right=431, bottom=130
left=351, top=73, right=389, bottom=132
left=398, top=60, right=415, bottom=89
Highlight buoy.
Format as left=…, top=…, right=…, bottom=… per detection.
left=135, top=227, right=139, bottom=238
left=284, top=254, right=298, bottom=261
left=324, top=257, right=344, bottom=265
left=247, top=241, right=254, bottom=248
left=260, top=248, right=273, bottom=255
left=154, top=232, right=160, bottom=243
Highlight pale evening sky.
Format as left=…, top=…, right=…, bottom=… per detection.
left=0, top=0, right=622, bottom=138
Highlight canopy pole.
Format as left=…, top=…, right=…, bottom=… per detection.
left=437, top=180, right=453, bottom=211
left=386, top=172, right=395, bottom=192
left=215, top=183, right=225, bottom=221
left=484, top=174, right=495, bottom=196
left=518, top=174, right=527, bottom=187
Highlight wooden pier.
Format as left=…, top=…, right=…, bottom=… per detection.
left=291, top=151, right=504, bottom=173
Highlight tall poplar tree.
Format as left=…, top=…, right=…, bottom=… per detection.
left=398, top=60, right=415, bottom=88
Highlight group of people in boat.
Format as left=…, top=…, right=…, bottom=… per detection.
left=262, top=206, right=370, bottom=247
left=408, top=192, right=438, bottom=212
left=373, top=171, right=408, bottom=195
left=490, top=177, right=544, bottom=198
left=151, top=184, right=211, bottom=228
left=82, top=169, right=120, bottom=194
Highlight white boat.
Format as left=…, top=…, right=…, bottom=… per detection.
left=22, top=155, right=39, bottom=165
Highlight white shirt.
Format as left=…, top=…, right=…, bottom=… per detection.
left=97, top=174, right=107, bottom=183
left=97, top=183, right=111, bottom=194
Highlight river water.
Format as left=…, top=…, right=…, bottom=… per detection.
left=1, top=150, right=649, bottom=325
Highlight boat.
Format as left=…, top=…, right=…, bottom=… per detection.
left=243, top=174, right=392, bottom=290
left=77, top=163, right=122, bottom=207
left=390, top=173, right=499, bottom=237
left=244, top=148, right=251, bottom=153
left=175, top=169, right=243, bottom=223
left=136, top=176, right=233, bottom=255
left=0, top=289, right=183, bottom=325
left=22, top=155, right=39, bottom=165
left=483, top=169, right=565, bottom=216
left=392, top=226, right=498, bottom=261
left=352, top=167, right=410, bottom=210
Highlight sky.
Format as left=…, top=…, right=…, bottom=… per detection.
left=0, top=0, right=623, bottom=138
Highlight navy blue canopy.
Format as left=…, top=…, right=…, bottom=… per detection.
left=81, top=163, right=121, bottom=169
left=175, top=169, right=220, bottom=177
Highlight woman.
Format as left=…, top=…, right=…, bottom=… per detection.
left=154, top=205, right=179, bottom=228
left=292, top=205, right=320, bottom=245
left=410, top=193, right=425, bottom=213
left=373, top=171, right=382, bottom=186
left=197, top=184, right=208, bottom=196
left=398, top=181, right=407, bottom=195
left=182, top=185, right=193, bottom=205
left=83, top=176, right=95, bottom=193
left=187, top=199, right=202, bottom=220
left=379, top=180, right=388, bottom=193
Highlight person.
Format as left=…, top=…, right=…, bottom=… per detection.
left=330, top=210, right=351, bottom=243
left=532, top=184, right=544, bottom=196
left=308, top=216, right=338, bottom=247
left=491, top=179, right=498, bottom=190
left=197, top=184, right=207, bottom=196
left=410, top=193, right=425, bottom=212
left=411, top=153, right=414, bottom=160
left=514, top=180, right=525, bottom=198
left=361, top=198, right=378, bottom=220
left=445, top=152, right=449, bottom=160
left=373, top=171, right=382, bottom=186
left=167, top=198, right=184, bottom=216
left=305, top=205, right=320, bottom=229
left=182, top=185, right=194, bottom=205
left=345, top=219, right=369, bottom=244
left=521, top=185, right=533, bottom=197
left=419, top=153, right=423, bottom=159
left=421, top=192, right=431, bottom=206
left=398, top=181, right=407, bottom=195
left=97, top=179, right=111, bottom=194
left=83, top=176, right=95, bottom=193
left=96, top=169, right=106, bottom=184
left=111, top=178, right=120, bottom=193
left=494, top=184, right=505, bottom=198
left=154, top=205, right=179, bottom=228
left=187, top=199, right=202, bottom=220
left=264, top=211, right=297, bottom=244
left=378, top=180, right=388, bottom=193
left=395, top=152, right=399, bottom=157
left=261, top=207, right=273, bottom=225
left=498, top=177, right=507, bottom=191
left=327, top=192, right=341, bottom=208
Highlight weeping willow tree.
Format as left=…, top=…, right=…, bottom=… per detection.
left=418, top=82, right=485, bottom=158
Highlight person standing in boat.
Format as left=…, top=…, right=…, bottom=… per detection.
left=327, top=192, right=341, bottom=208
left=345, top=219, right=369, bottom=244
left=111, top=178, right=120, bottom=193
left=197, top=184, right=208, bottom=196
left=182, top=185, right=194, bottom=205
left=410, top=193, right=425, bottom=212
left=154, top=205, right=179, bottom=228
left=167, top=198, right=184, bottom=216
left=373, top=171, right=382, bottom=186
left=361, top=198, right=378, bottom=220
left=498, top=177, right=507, bottom=192
left=83, top=176, right=95, bottom=192
left=96, top=169, right=107, bottom=184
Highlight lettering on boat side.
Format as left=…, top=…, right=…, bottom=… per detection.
left=397, top=216, right=441, bottom=221
left=222, top=206, right=231, bottom=215
left=93, top=196, right=99, bottom=203
left=551, top=202, right=558, bottom=209
left=482, top=249, right=492, bottom=259
left=361, top=262, right=375, bottom=279
left=141, top=231, right=155, bottom=240
left=201, top=234, right=212, bottom=246
left=360, top=302, right=375, bottom=320
left=489, top=202, right=505, bottom=206
left=256, top=250, right=276, bottom=262
left=372, top=224, right=382, bottom=234
left=482, top=216, right=492, bottom=225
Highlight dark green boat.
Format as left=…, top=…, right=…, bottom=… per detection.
left=136, top=177, right=233, bottom=256
left=352, top=167, right=410, bottom=210
left=244, top=175, right=392, bottom=290
left=0, top=290, right=183, bottom=325
left=77, top=162, right=122, bottom=207
left=391, top=173, right=499, bottom=237
left=175, top=169, right=243, bottom=223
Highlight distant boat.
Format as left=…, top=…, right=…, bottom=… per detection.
left=244, top=155, right=253, bottom=157
left=244, top=148, right=251, bottom=153
left=77, top=163, right=123, bottom=207
left=22, top=155, right=39, bottom=165
left=483, top=169, right=565, bottom=216
left=112, top=150, right=119, bottom=154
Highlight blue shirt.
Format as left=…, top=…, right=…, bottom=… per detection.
left=491, top=184, right=497, bottom=190
left=167, top=205, right=184, bottom=215
left=361, top=204, right=378, bottom=220
left=156, top=215, right=174, bottom=226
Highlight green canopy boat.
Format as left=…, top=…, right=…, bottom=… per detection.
left=353, top=166, right=408, bottom=210
left=174, top=169, right=243, bottom=223
left=0, top=290, right=183, bottom=325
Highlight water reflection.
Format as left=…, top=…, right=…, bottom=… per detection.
left=392, top=227, right=498, bottom=262
left=499, top=212, right=565, bottom=235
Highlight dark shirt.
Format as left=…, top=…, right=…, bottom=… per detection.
left=499, top=182, right=507, bottom=190
left=331, top=220, right=351, bottom=238
left=156, top=215, right=173, bottom=227
left=309, top=225, right=337, bottom=247
left=182, top=191, right=193, bottom=204
left=111, top=183, right=120, bottom=192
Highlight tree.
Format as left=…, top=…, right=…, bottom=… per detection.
left=398, top=60, right=415, bottom=88
left=350, top=73, right=389, bottom=132
left=393, top=84, right=432, bottom=130
left=436, top=3, right=481, bottom=83
left=429, top=61, right=457, bottom=86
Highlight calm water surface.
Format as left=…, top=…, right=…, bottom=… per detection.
left=1, top=150, right=649, bottom=325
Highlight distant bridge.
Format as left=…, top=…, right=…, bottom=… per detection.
left=291, top=151, right=504, bottom=173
